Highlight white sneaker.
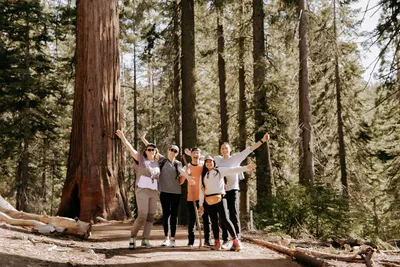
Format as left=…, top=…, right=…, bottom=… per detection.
left=170, top=239, right=176, bottom=248
left=221, top=240, right=231, bottom=249
left=162, top=238, right=170, bottom=246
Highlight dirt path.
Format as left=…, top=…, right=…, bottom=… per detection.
left=0, top=221, right=302, bottom=267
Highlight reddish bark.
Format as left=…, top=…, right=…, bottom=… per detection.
left=57, top=0, right=127, bottom=222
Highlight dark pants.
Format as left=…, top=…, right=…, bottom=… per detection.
left=221, top=190, right=240, bottom=241
left=187, top=201, right=210, bottom=245
left=160, top=192, right=181, bottom=237
left=208, top=197, right=237, bottom=241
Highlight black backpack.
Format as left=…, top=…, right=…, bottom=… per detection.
left=159, top=158, right=180, bottom=179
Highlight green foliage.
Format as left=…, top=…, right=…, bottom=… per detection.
left=255, top=183, right=350, bottom=239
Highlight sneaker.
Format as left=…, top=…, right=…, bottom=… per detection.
left=231, top=239, right=242, bottom=252
left=170, top=239, right=176, bottom=248
left=129, top=237, right=136, bottom=250
left=221, top=240, right=230, bottom=249
left=213, top=240, right=221, bottom=250
left=141, top=239, right=152, bottom=249
left=204, top=240, right=212, bottom=247
left=162, top=238, right=170, bottom=247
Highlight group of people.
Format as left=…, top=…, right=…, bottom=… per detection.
left=116, top=129, right=270, bottom=252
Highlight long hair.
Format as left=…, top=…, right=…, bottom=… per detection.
left=201, top=161, right=220, bottom=189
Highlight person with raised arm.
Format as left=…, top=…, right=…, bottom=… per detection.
left=116, top=130, right=160, bottom=249
left=139, top=132, right=183, bottom=248
left=215, top=133, right=270, bottom=249
left=199, top=155, right=256, bottom=251
left=179, top=148, right=212, bottom=247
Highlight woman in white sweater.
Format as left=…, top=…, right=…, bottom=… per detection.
left=199, top=155, right=255, bottom=251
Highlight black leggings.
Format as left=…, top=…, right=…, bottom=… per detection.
left=221, top=189, right=240, bottom=241
left=208, top=198, right=237, bottom=241
left=160, top=192, right=181, bottom=237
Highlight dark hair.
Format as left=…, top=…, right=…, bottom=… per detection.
left=201, top=160, right=219, bottom=189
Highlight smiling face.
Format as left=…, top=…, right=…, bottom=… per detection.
left=145, top=146, right=156, bottom=159
left=191, top=150, right=200, bottom=162
left=205, top=159, right=214, bottom=170
left=220, top=143, right=231, bottom=157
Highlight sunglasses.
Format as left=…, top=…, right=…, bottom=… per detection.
left=147, top=148, right=155, bottom=152
left=169, top=148, right=178, bottom=153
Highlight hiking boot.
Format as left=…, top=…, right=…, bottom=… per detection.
left=221, top=240, right=230, bottom=249
left=161, top=238, right=170, bottom=247
left=213, top=240, right=221, bottom=250
left=170, top=239, right=176, bottom=248
left=231, top=239, right=242, bottom=252
left=141, top=239, right=152, bottom=249
left=129, top=237, right=136, bottom=250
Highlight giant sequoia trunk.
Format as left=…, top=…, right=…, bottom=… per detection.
left=216, top=0, right=229, bottom=144
left=253, top=0, right=273, bottom=206
left=57, top=0, right=127, bottom=222
left=298, top=0, right=314, bottom=186
left=180, top=0, right=197, bottom=225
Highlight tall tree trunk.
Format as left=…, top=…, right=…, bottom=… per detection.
left=180, top=0, right=197, bottom=225
left=133, top=39, right=138, bottom=149
left=253, top=0, right=273, bottom=207
left=41, top=138, right=48, bottom=200
left=17, top=14, right=32, bottom=212
left=58, top=0, right=127, bottom=222
left=173, top=0, right=181, bottom=147
left=298, top=0, right=314, bottom=186
left=216, top=0, right=228, bottom=144
left=333, top=0, right=348, bottom=200
left=238, top=0, right=249, bottom=216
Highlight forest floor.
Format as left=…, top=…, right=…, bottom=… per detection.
left=0, top=221, right=397, bottom=267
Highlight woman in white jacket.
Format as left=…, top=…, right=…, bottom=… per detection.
left=199, top=155, right=255, bottom=251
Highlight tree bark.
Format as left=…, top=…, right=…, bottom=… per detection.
left=333, top=0, right=348, bottom=200
left=298, top=0, right=314, bottom=186
left=253, top=0, right=273, bottom=206
left=57, top=0, right=127, bottom=222
left=173, top=0, right=181, bottom=147
left=216, top=0, right=229, bottom=144
left=180, top=0, right=197, bottom=225
left=238, top=0, right=249, bottom=216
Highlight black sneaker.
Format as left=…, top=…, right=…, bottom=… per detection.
left=204, top=240, right=212, bottom=247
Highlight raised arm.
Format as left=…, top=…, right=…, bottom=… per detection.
left=139, top=131, right=149, bottom=146
left=249, top=133, right=270, bottom=152
left=218, top=163, right=256, bottom=177
left=116, top=130, right=139, bottom=162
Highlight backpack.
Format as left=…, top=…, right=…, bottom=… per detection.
left=159, top=158, right=180, bottom=179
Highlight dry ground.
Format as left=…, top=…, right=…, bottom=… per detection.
left=0, top=221, right=398, bottom=267
left=0, top=221, right=302, bottom=267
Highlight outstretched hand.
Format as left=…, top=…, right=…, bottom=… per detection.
left=184, top=148, right=191, bottom=157
left=116, top=130, right=125, bottom=139
left=246, top=163, right=256, bottom=172
left=139, top=130, right=148, bottom=139
left=187, top=176, right=196, bottom=185
left=262, top=133, right=270, bottom=143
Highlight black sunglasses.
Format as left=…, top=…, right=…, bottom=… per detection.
left=147, top=148, right=155, bottom=152
left=169, top=148, right=178, bottom=153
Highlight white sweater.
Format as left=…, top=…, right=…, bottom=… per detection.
left=199, top=166, right=248, bottom=206
left=214, top=147, right=252, bottom=191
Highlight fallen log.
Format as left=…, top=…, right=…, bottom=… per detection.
left=296, top=247, right=367, bottom=263
left=243, top=237, right=333, bottom=267
left=0, top=211, right=60, bottom=234
left=0, top=196, right=17, bottom=211
left=0, top=197, right=91, bottom=239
